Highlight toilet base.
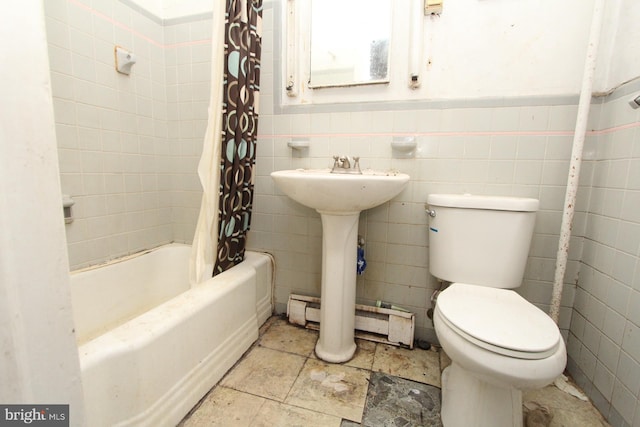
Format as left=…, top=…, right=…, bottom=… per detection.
left=441, top=363, right=523, bottom=427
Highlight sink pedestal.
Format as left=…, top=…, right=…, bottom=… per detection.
left=315, top=212, right=359, bottom=363
left=270, top=168, right=410, bottom=363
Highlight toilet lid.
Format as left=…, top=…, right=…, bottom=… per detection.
left=437, top=283, right=560, bottom=359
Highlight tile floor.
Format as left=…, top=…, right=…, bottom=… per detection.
left=179, top=316, right=610, bottom=427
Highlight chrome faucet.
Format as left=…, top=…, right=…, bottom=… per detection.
left=331, top=155, right=362, bottom=174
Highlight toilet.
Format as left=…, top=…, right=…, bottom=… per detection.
left=427, top=194, right=566, bottom=427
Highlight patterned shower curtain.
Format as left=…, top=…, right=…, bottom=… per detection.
left=213, top=0, right=262, bottom=275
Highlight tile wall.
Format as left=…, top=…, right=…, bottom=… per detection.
left=567, top=86, right=640, bottom=426
left=44, top=0, right=212, bottom=269
left=44, top=1, right=640, bottom=424
left=45, top=0, right=580, bottom=347
left=250, top=6, right=581, bottom=344
left=163, top=17, right=213, bottom=243
left=252, top=105, right=585, bottom=344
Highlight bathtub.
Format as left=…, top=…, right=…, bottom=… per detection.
left=70, top=244, right=273, bottom=427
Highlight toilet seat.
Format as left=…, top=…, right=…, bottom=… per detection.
left=437, top=283, right=560, bottom=360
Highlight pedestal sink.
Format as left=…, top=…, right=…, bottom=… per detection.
left=271, top=168, right=410, bottom=362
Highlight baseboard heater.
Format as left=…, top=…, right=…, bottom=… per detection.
left=287, top=294, right=415, bottom=349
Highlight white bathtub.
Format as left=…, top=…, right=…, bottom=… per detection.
left=70, top=244, right=273, bottom=427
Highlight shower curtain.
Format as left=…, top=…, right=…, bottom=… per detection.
left=214, top=0, right=262, bottom=275
left=189, top=0, right=262, bottom=284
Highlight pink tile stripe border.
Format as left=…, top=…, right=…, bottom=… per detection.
left=67, top=0, right=211, bottom=49
left=67, top=0, right=640, bottom=141
left=261, top=121, right=639, bottom=139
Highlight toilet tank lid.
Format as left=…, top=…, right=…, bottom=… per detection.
left=427, top=193, right=539, bottom=212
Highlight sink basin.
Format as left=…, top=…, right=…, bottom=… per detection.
left=271, top=167, right=410, bottom=363
left=270, top=168, right=410, bottom=214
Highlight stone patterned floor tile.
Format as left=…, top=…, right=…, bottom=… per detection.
left=285, top=358, right=371, bottom=423
left=372, top=344, right=441, bottom=387
left=180, top=317, right=612, bottom=427
left=524, top=383, right=611, bottom=427
left=439, top=349, right=451, bottom=372
left=362, top=372, right=442, bottom=427
left=251, top=400, right=343, bottom=427
left=311, top=338, right=377, bottom=371
left=345, top=339, right=377, bottom=370
left=259, top=318, right=319, bottom=357
left=220, top=346, right=306, bottom=401
left=180, top=386, right=265, bottom=427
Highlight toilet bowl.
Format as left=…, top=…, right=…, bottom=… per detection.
left=434, top=284, right=566, bottom=427
left=426, top=194, right=567, bottom=427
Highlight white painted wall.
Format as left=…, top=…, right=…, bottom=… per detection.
left=605, top=0, right=640, bottom=90
left=128, top=0, right=620, bottom=102
left=129, top=0, right=165, bottom=19
left=0, top=0, right=84, bottom=424
left=422, top=0, right=595, bottom=98
left=131, top=0, right=214, bottom=20
left=164, top=0, right=213, bottom=19
left=591, top=0, right=640, bottom=94
left=285, top=0, right=598, bottom=105
left=126, top=0, right=637, bottom=101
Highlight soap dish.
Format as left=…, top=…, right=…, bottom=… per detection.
left=391, top=136, right=417, bottom=158
left=288, top=138, right=310, bottom=150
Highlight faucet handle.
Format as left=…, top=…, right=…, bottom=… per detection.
left=330, top=155, right=362, bottom=174
left=353, top=156, right=361, bottom=172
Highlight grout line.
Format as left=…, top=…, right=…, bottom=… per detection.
left=69, top=0, right=162, bottom=47
left=589, top=120, right=640, bottom=135
left=67, top=0, right=212, bottom=49
left=261, top=130, right=574, bottom=139
left=257, top=120, right=640, bottom=140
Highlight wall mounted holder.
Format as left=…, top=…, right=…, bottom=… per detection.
left=425, top=0, right=443, bottom=14
left=115, top=46, right=137, bottom=75
left=391, top=136, right=417, bottom=158
left=287, top=138, right=310, bottom=150
left=288, top=138, right=309, bottom=158
left=62, top=194, right=75, bottom=224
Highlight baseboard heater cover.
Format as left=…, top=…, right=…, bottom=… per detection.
left=287, top=294, right=415, bottom=349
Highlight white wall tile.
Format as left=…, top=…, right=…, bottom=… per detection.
left=612, top=380, right=637, bottom=424
left=548, top=105, right=578, bottom=131
left=517, top=135, right=547, bottom=159
left=541, top=160, right=570, bottom=185
left=598, top=334, right=621, bottom=372
left=617, top=350, right=640, bottom=396
left=67, top=1, right=93, bottom=34
left=519, top=106, right=550, bottom=131
left=603, top=308, right=627, bottom=346
left=438, top=136, right=465, bottom=158
left=490, top=135, right=517, bottom=159
left=514, top=160, right=543, bottom=185
left=45, top=6, right=640, bottom=422
left=622, top=322, right=640, bottom=362
left=621, top=191, right=640, bottom=223
left=594, top=362, right=615, bottom=399
left=490, top=107, right=520, bottom=131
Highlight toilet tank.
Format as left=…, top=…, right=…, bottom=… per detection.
left=427, top=194, right=539, bottom=289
